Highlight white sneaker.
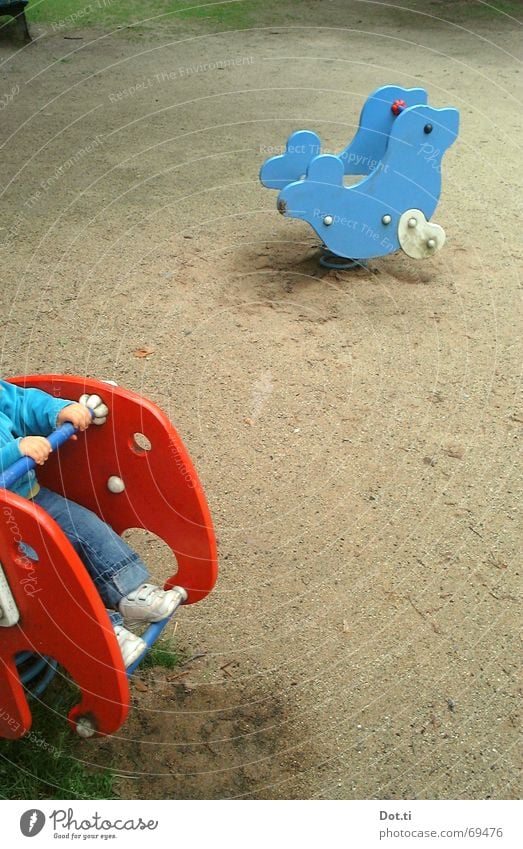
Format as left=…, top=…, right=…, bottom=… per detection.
left=118, top=583, right=187, bottom=628
left=114, top=624, right=146, bottom=668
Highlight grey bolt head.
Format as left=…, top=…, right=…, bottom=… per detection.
left=107, top=475, right=125, bottom=494
left=427, top=238, right=436, bottom=249
left=382, top=214, right=392, bottom=225
left=408, top=217, right=417, bottom=229
left=76, top=716, right=96, bottom=738
left=323, top=215, right=333, bottom=226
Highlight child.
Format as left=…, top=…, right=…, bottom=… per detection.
left=0, top=379, right=182, bottom=667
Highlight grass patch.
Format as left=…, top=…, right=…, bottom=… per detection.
left=140, top=635, right=180, bottom=670
left=20, top=0, right=522, bottom=33
left=25, top=0, right=283, bottom=31
left=0, top=678, right=116, bottom=800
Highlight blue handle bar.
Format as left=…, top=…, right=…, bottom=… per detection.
left=0, top=411, right=94, bottom=491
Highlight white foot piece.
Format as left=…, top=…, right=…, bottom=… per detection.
left=398, top=208, right=446, bottom=259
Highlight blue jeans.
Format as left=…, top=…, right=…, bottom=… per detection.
left=31, top=487, right=149, bottom=626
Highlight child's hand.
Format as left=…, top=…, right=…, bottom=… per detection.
left=19, top=436, right=52, bottom=465
left=58, top=403, right=92, bottom=431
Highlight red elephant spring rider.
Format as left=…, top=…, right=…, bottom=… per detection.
left=0, top=375, right=217, bottom=739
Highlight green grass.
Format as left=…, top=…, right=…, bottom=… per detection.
left=0, top=679, right=116, bottom=800
left=426, top=0, right=523, bottom=18
left=468, top=1, right=522, bottom=14
left=140, top=635, right=180, bottom=670
left=26, top=0, right=279, bottom=30
left=23, top=0, right=521, bottom=34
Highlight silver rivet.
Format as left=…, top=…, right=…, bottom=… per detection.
left=76, top=716, right=97, bottom=738
left=427, top=238, right=436, bottom=249
left=408, top=217, right=417, bottom=228
left=323, top=215, right=333, bottom=226
left=107, top=476, right=125, bottom=494
left=382, top=214, right=392, bottom=225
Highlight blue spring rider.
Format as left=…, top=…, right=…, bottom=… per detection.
left=260, top=85, right=459, bottom=268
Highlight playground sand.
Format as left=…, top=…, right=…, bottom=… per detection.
left=0, top=1, right=521, bottom=800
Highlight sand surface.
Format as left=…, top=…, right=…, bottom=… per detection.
left=0, top=0, right=521, bottom=799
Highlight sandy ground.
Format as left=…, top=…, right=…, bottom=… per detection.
left=0, top=1, right=521, bottom=800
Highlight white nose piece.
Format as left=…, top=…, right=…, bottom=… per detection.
left=398, top=208, right=446, bottom=259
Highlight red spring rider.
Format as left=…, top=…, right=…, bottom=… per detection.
left=0, top=375, right=217, bottom=739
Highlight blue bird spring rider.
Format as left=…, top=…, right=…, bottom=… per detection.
left=260, top=85, right=459, bottom=268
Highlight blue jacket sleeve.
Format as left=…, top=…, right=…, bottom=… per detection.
left=0, top=380, right=73, bottom=438
left=0, top=436, right=23, bottom=473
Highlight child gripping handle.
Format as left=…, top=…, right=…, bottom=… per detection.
left=0, top=381, right=183, bottom=668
